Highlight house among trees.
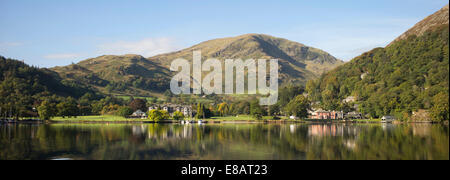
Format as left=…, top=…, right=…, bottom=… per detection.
left=381, top=116, right=396, bottom=123
left=131, top=110, right=147, bottom=119
left=309, top=109, right=344, bottom=120
left=342, top=96, right=356, bottom=103
left=148, top=106, right=158, bottom=111
left=411, top=109, right=431, bottom=122
left=149, top=104, right=193, bottom=117
left=308, top=108, right=367, bottom=120
left=345, top=111, right=363, bottom=119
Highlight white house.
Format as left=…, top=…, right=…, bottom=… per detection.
left=381, top=116, right=396, bottom=123
left=149, top=104, right=193, bottom=117
left=131, top=110, right=147, bottom=119
left=343, top=96, right=356, bottom=103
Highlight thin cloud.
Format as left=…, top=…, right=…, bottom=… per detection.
left=97, top=37, right=181, bottom=57
left=0, top=42, right=23, bottom=48
left=44, top=53, right=81, bottom=60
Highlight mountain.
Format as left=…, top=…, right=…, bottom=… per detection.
left=0, top=56, right=95, bottom=98
left=308, top=5, right=449, bottom=121
left=52, top=54, right=171, bottom=96
left=53, top=34, right=343, bottom=96
left=0, top=56, right=96, bottom=117
left=389, top=5, right=449, bottom=46
left=149, top=34, right=343, bottom=85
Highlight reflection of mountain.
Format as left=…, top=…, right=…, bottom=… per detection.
left=0, top=124, right=448, bottom=160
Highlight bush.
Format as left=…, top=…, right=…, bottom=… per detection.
left=173, top=111, right=185, bottom=121
left=272, top=116, right=281, bottom=120
left=116, top=106, right=133, bottom=117
left=37, top=100, right=56, bottom=120
left=148, top=110, right=170, bottom=122
left=250, top=103, right=265, bottom=120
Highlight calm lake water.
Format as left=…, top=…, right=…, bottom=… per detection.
left=0, top=123, right=448, bottom=160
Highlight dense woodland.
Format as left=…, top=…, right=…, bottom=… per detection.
left=307, top=25, right=449, bottom=121
left=0, top=57, right=98, bottom=119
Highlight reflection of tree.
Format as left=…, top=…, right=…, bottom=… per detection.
left=0, top=124, right=448, bottom=160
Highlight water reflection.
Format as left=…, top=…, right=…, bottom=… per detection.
left=308, top=124, right=361, bottom=137
left=0, top=123, right=448, bottom=160
left=412, top=124, right=432, bottom=137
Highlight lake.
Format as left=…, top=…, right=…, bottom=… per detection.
left=0, top=123, right=448, bottom=160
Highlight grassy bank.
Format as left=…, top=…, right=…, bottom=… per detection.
left=50, top=115, right=292, bottom=123
left=210, top=115, right=273, bottom=121
left=49, top=115, right=384, bottom=123
left=209, top=115, right=306, bottom=122
left=51, top=115, right=150, bottom=122
left=350, top=119, right=382, bottom=123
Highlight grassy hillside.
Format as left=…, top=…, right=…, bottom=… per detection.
left=389, top=5, right=449, bottom=46
left=52, top=54, right=171, bottom=96
left=149, top=34, right=344, bottom=86
left=52, top=34, right=343, bottom=97
left=0, top=56, right=97, bottom=117
left=308, top=24, right=449, bottom=121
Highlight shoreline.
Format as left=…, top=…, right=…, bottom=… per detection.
left=1, top=119, right=444, bottom=125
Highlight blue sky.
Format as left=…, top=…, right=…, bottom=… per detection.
left=0, top=0, right=448, bottom=67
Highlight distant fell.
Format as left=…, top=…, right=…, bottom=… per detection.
left=148, top=33, right=344, bottom=85
left=52, top=34, right=343, bottom=96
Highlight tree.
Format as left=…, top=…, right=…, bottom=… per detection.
left=56, top=97, right=79, bottom=118
left=250, top=100, right=266, bottom=120
left=338, top=102, right=354, bottom=114
left=129, top=99, right=147, bottom=112
left=80, top=93, right=94, bottom=102
left=278, top=85, right=305, bottom=107
left=117, top=106, right=133, bottom=118
left=430, top=92, right=449, bottom=122
left=306, top=80, right=320, bottom=102
left=268, top=104, right=280, bottom=116
left=37, top=100, right=55, bottom=120
left=196, top=103, right=212, bottom=119
left=217, top=103, right=229, bottom=116
left=91, top=101, right=104, bottom=115
left=196, top=103, right=205, bottom=119
left=232, top=101, right=250, bottom=115
left=164, top=90, right=173, bottom=99
left=173, top=111, right=185, bottom=121
left=285, top=95, right=310, bottom=119
left=105, top=84, right=114, bottom=93
left=78, top=95, right=93, bottom=116
left=148, top=110, right=170, bottom=122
